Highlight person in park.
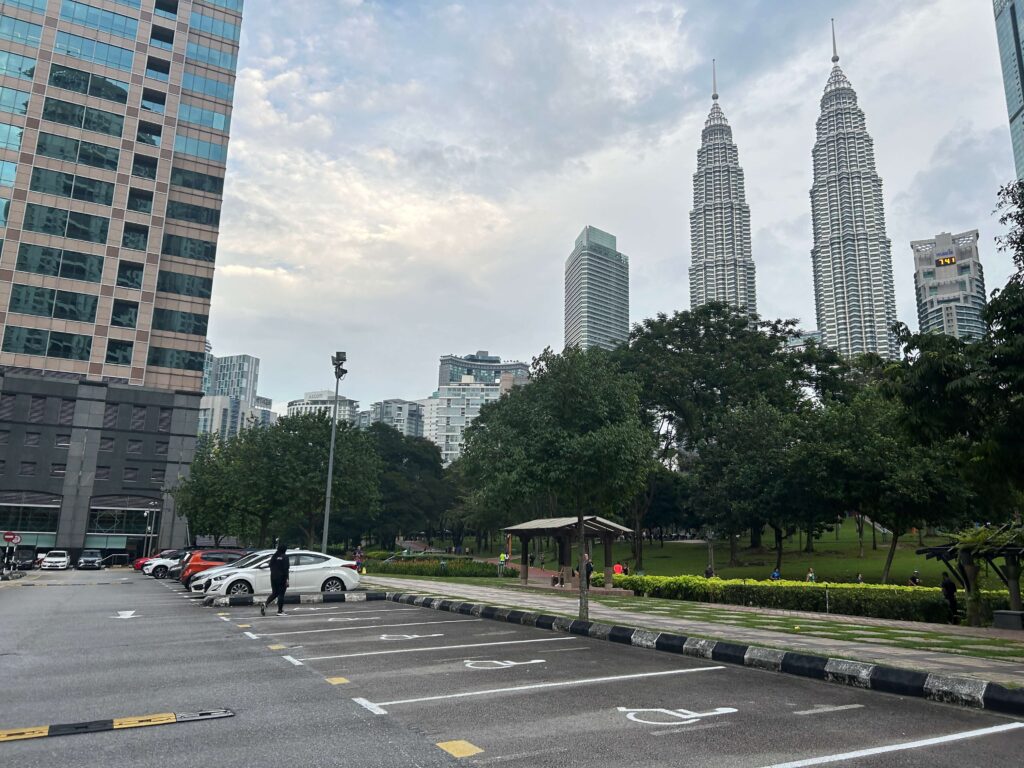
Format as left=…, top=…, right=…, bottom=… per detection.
left=806, top=567, right=816, bottom=583
left=498, top=551, right=506, bottom=575
left=855, top=573, right=864, bottom=584
left=908, top=570, right=922, bottom=587
left=583, top=553, right=594, bottom=588
left=613, top=561, right=624, bottom=575
left=941, top=572, right=958, bottom=624
left=261, top=543, right=290, bottom=617
left=769, top=567, right=781, bottom=581
left=704, top=564, right=715, bottom=578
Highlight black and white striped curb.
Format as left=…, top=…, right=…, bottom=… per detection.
left=203, top=591, right=387, bottom=607
left=382, top=592, right=1024, bottom=717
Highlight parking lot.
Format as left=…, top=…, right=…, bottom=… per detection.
left=3, top=570, right=1023, bottom=766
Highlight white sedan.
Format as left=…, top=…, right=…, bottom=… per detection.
left=40, top=550, right=71, bottom=570
left=206, top=550, right=360, bottom=596
left=191, top=550, right=273, bottom=592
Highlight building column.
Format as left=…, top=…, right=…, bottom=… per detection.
left=519, top=535, right=530, bottom=585
left=603, top=534, right=614, bottom=588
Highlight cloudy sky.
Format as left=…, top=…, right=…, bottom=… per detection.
left=210, top=0, right=1017, bottom=408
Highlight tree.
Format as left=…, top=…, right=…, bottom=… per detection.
left=462, top=347, right=654, bottom=619
left=172, top=433, right=235, bottom=544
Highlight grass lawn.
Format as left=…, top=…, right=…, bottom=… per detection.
left=458, top=522, right=972, bottom=587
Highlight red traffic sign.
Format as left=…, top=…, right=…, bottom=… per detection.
left=3, top=531, right=18, bottom=544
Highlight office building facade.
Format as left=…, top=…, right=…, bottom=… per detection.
left=912, top=230, right=988, bottom=341
left=689, top=66, right=757, bottom=315
left=995, top=0, right=1024, bottom=179
left=809, top=33, right=899, bottom=359
left=356, top=398, right=423, bottom=438
left=0, top=0, right=243, bottom=557
left=286, top=389, right=359, bottom=424
left=564, top=225, right=629, bottom=351
left=437, top=350, right=528, bottom=387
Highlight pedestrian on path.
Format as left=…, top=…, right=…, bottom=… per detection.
left=498, top=551, right=506, bottom=576
left=941, top=572, right=958, bottom=624
left=805, top=567, right=816, bottom=583
left=261, top=543, right=290, bottom=616
left=583, top=553, right=593, bottom=588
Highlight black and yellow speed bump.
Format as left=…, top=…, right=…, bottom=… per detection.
left=0, top=709, right=233, bottom=743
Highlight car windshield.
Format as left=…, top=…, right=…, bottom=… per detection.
left=231, top=551, right=272, bottom=569
left=82, top=551, right=100, bottom=557
left=48, top=551, right=67, bottom=557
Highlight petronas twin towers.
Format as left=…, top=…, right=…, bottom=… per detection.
left=689, top=25, right=898, bottom=359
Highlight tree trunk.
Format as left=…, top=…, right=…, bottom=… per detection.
left=773, top=525, right=784, bottom=572
left=728, top=534, right=739, bottom=567
left=1004, top=555, right=1022, bottom=613
left=632, top=507, right=644, bottom=571
left=880, top=531, right=900, bottom=584
left=804, top=524, right=814, bottom=553
left=750, top=524, right=762, bottom=549
left=855, top=513, right=865, bottom=559
left=959, top=550, right=982, bottom=627
left=871, top=519, right=877, bottom=551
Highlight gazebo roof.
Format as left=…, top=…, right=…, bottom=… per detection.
left=503, top=516, right=632, bottom=537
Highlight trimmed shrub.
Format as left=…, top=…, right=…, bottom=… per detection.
left=606, top=575, right=1009, bottom=624
left=365, top=558, right=519, bottom=578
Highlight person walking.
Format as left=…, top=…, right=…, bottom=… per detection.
left=497, top=551, right=506, bottom=575
left=941, top=572, right=958, bottom=624
left=583, top=553, right=593, bottom=588
left=805, top=567, right=816, bottom=583
left=261, top=543, right=290, bottom=616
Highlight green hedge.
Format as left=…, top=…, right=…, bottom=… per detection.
left=365, top=558, right=519, bottom=578
left=600, top=574, right=1009, bottom=623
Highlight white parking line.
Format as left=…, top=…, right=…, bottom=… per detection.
left=793, top=705, right=864, bottom=716
left=300, top=636, right=576, bottom=662
left=282, top=655, right=303, bottom=666
left=258, top=618, right=481, bottom=637
left=353, top=667, right=725, bottom=715
left=756, top=723, right=1024, bottom=768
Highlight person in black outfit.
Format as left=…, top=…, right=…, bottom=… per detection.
left=261, top=544, right=290, bottom=616
left=941, top=572, right=958, bottom=624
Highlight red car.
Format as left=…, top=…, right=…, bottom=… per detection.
left=134, top=549, right=178, bottom=571
left=180, top=550, right=245, bottom=587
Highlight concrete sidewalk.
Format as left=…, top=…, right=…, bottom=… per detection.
left=363, top=576, right=1024, bottom=686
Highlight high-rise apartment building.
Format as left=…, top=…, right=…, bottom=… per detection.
left=198, top=351, right=274, bottom=440
left=0, top=0, right=242, bottom=557
left=912, top=230, right=988, bottom=341
left=689, top=63, right=757, bottom=316
left=356, top=398, right=423, bottom=438
left=438, top=350, right=528, bottom=387
left=809, top=27, right=898, bottom=359
left=206, top=353, right=258, bottom=402
left=286, top=389, right=359, bottom=423
left=564, top=225, right=629, bottom=352
left=995, top=0, right=1024, bottom=179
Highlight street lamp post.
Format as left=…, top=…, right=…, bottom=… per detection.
left=322, top=351, right=348, bottom=554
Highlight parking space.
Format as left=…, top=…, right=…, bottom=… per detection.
left=205, top=593, right=1024, bottom=767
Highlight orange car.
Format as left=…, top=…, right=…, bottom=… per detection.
left=180, top=549, right=246, bottom=587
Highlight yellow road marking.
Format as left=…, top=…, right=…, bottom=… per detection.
left=113, top=713, right=176, bottom=729
left=0, top=725, right=49, bottom=742
left=267, top=644, right=286, bottom=650
left=436, top=740, right=484, bottom=758
left=236, top=624, right=251, bottom=628
left=325, top=677, right=349, bottom=685
left=216, top=612, right=229, bottom=616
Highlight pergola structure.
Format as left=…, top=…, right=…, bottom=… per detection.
left=503, top=516, right=632, bottom=587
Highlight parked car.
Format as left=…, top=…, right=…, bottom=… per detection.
left=180, top=549, right=246, bottom=587
left=143, top=554, right=180, bottom=579
left=41, top=551, right=71, bottom=570
left=76, top=549, right=103, bottom=570
left=190, top=550, right=274, bottom=593
left=13, top=548, right=36, bottom=570
left=134, top=550, right=178, bottom=571
left=206, top=550, right=360, bottom=597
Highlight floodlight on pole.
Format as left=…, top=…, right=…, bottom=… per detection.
left=322, top=351, right=347, bottom=554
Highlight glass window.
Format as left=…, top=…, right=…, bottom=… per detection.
left=59, top=250, right=104, bottom=283
left=2, top=326, right=48, bottom=355
left=0, top=50, right=36, bottom=80
left=66, top=210, right=110, bottom=244
left=165, top=200, right=220, bottom=227
left=16, top=244, right=61, bottom=277
left=30, top=167, right=75, bottom=197
left=48, top=63, right=90, bottom=94
left=0, top=122, right=23, bottom=151
left=5, top=1, right=49, bottom=14
left=127, top=188, right=153, bottom=213
left=177, top=101, right=230, bottom=132
left=77, top=140, right=120, bottom=171
left=141, top=88, right=166, bottom=114
left=136, top=121, right=161, bottom=146
left=95, top=466, right=110, bottom=480
left=47, top=331, right=92, bottom=361
left=126, top=439, right=142, bottom=453
left=110, top=299, right=138, bottom=328
left=203, top=0, right=243, bottom=11
left=0, top=159, right=14, bottom=186
left=170, top=166, right=223, bottom=194
left=161, top=233, right=215, bottom=262
left=182, top=70, right=233, bottom=101
left=49, top=63, right=129, bottom=104
left=9, top=284, right=56, bottom=317
left=83, top=106, right=124, bottom=137
left=60, top=1, right=138, bottom=40
left=147, top=346, right=205, bottom=371
left=157, top=269, right=212, bottom=298
left=0, top=85, right=30, bottom=115
left=131, top=154, right=158, bottom=179
left=24, top=203, right=69, bottom=237
left=149, top=25, right=174, bottom=51
left=152, top=307, right=208, bottom=335
left=173, top=132, right=228, bottom=163
left=105, top=338, right=133, bottom=365
left=145, top=56, right=170, bottom=82
left=53, top=290, right=98, bottom=322
left=36, top=134, right=80, bottom=162
left=116, top=260, right=143, bottom=288
left=72, top=175, right=115, bottom=205
left=123, top=467, right=138, bottom=482
left=186, top=41, right=236, bottom=71
left=42, top=97, right=84, bottom=128
left=55, top=31, right=134, bottom=71
left=89, top=73, right=129, bottom=103
left=121, top=223, right=148, bottom=251
left=0, top=15, right=43, bottom=47
left=190, top=11, right=241, bottom=43
left=154, top=0, right=178, bottom=20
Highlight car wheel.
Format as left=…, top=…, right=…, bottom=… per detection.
left=321, top=577, right=346, bottom=592
left=154, top=565, right=167, bottom=579
left=226, top=580, right=253, bottom=595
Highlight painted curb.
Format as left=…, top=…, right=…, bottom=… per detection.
left=203, top=591, right=387, bottom=607
left=380, top=591, right=1024, bottom=716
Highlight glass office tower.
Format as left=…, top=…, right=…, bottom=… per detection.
left=995, top=0, right=1024, bottom=179
left=0, top=0, right=243, bottom=556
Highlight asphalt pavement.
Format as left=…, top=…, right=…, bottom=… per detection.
left=2, top=569, right=1023, bottom=767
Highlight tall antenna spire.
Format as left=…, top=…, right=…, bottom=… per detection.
left=712, top=58, right=718, bottom=101
left=831, top=18, right=839, bottom=63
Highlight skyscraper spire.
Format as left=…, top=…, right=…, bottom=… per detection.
left=831, top=18, right=839, bottom=63
left=689, top=57, right=757, bottom=317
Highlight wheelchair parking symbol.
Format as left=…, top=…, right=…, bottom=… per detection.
left=379, top=633, right=444, bottom=641
left=616, top=706, right=737, bottom=726
left=464, top=659, right=546, bottom=670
